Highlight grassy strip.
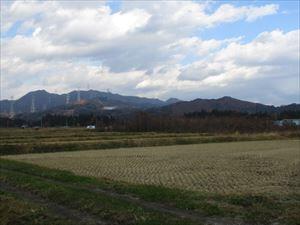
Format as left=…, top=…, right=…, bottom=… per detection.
left=0, top=129, right=186, bottom=140
left=1, top=159, right=299, bottom=225
left=0, top=165, right=200, bottom=225
left=1, top=132, right=298, bottom=155
left=0, top=131, right=154, bottom=139
left=0, top=190, right=74, bottom=225
left=0, top=133, right=206, bottom=144
left=0, top=129, right=297, bottom=141
left=2, top=135, right=211, bottom=145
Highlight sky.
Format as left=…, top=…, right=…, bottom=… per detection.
left=1, top=0, right=299, bottom=105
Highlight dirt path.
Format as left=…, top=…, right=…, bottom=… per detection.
left=0, top=168, right=245, bottom=225
left=0, top=181, right=108, bottom=225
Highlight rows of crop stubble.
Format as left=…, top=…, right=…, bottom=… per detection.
left=5, top=140, right=299, bottom=195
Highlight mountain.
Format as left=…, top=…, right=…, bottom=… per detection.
left=152, top=96, right=300, bottom=116
left=277, top=103, right=300, bottom=112
left=0, top=89, right=169, bottom=116
left=1, top=91, right=299, bottom=118
left=0, top=90, right=64, bottom=116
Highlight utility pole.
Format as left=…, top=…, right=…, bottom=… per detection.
left=31, top=95, right=36, bottom=113
left=77, top=89, right=81, bottom=102
left=87, top=83, right=91, bottom=99
left=66, top=93, right=70, bottom=105
left=9, top=96, right=14, bottom=118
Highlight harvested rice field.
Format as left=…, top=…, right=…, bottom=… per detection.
left=5, top=140, right=300, bottom=194
left=1, top=128, right=298, bottom=155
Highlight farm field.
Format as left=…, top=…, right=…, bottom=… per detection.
left=1, top=128, right=300, bottom=225
left=0, top=128, right=298, bottom=155
left=5, top=140, right=300, bottom=194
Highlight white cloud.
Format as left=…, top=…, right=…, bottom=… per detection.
left=179, top=29, right=299, bottom=81
left=2, top=1, right=279, bottom=66
left=137, top=29, right=300, bottom=103
left=215, top=29, right=299, bottom=66
left=1, top=56, right=147, bottom=99
left=2, top=1, right=298, bottom=105
left=122, top=2, right=278, bottom=29
left=208, top=4, right=279, bottom=25
left=46, top=7, right=151, bottom=43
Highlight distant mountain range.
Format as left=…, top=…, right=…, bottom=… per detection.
left=0, top=90, right=299, bottom=118
left=153, top=96, right=300, bottom=116
left=0, top=90, right=179, bottom=116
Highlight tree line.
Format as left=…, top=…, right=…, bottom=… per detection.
left=1, top=110, right=299, bottom=133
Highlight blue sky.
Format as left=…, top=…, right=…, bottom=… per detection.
left=199, top=1, right=299, bottom=42
left=1, top=1, right=299, bottom=105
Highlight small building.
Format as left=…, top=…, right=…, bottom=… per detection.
left=273, top=119, right=300, bottom=126
left=86, top=125, right=96, bottom=129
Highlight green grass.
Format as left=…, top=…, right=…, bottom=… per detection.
left=0, top=159, right=201, bottom=225
left=0, top=191, right=74, bottom=225
left=1, top=159, right=299, bottom=225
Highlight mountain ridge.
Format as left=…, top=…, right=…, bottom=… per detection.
left=149, top=96, right=299, bottom=116
left=0, top=90, right=299, bottom=117
left=0, top=89, right=168, bottom=115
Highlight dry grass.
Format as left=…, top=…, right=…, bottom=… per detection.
left=5, top=140, right=300, bottom=195
left=2, top=128, right=299, bottom=155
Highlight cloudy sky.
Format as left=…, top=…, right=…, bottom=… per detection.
left=1, top=0, right=299, bottom=105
